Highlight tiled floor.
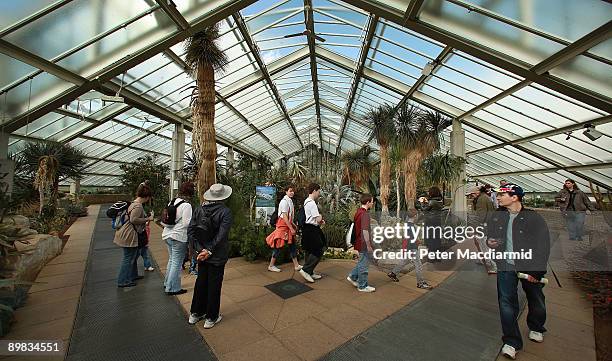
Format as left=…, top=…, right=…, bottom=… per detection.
left=148, top=223, right=454, bottom=361
left=1, top=205, right=100, bottom=361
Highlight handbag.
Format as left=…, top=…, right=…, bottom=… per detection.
left=128, top=207, right=149, bottom=248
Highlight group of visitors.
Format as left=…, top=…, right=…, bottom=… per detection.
left=110, top=173, right=595, bottom=358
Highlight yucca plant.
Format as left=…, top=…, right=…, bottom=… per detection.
left=341, top=145, right=374, bottom=193
left=288, top=160, right=308, bottom=186
left=419, top=151, right=465, bottom=203
left=185, top=23, right=229, bottom=197
left=16, top=141, right=86, bottom=216
left=395, top=105, right=451, bottom=210
left=367, top=104, right=395, bottom=215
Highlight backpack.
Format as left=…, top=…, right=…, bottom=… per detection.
left=345, top=222, right=357, bottom=247
left=189, top=206, right=215, bottom=253
left=106, top=201, right=130, bottom=230
left=296, top=206, right=306, bottom=229
left=268, top=210, right=278, bottom=227
left=161, top=198, right=186, bottom=226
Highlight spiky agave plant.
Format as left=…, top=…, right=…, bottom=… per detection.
left=185, top=23, right=228, bottom=197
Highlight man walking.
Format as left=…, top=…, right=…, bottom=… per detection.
left=347, top=193, right=376, bottom=292
left=299, top=183, right=326, bottom=283
left=487, top=183, right=550, bottom=360
left=187, top=183, right=233, bottom=329
left=468, top=185, right=497, bottom=274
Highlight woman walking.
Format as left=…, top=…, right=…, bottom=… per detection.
left=555, top=179, right=594, bottom=241
left=114, top=183, right=154, bottom=287
left=266, top=185, right=302, bottom=272
left=162, top=182, right=195, bottom=295
left=422, top=186, right=443, bottom=262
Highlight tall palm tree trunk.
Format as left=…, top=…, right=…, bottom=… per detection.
left=194, top=62, right=217, bottom=197
left=395, top=167, right=401, bottom=218
left=402, top=150, right=424, bottom=210
left=379, top=143, right=391, bottom=214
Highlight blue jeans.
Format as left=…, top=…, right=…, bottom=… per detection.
left=117, top=247, right=139, bottom=286
left=497, top=270, right=546, bottom=350
left=138, top=246, right=152, bottom=268
left=189, top=254, right=198, bottom=274
left=349, top=252, right=370, bottom=289
left=565, top=211, right=586, bottom=240
left=271, top=243, right=297, bottom=259
left=164, top=239, right=188, bottom=292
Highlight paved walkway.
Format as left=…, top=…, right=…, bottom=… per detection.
left=64, top=206, right=215, bottom=361
left=2, top=206, right=597, bottom=361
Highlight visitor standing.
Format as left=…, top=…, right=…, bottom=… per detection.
left=299, top=183, right=326, bottom=283
left=555, top=179, right=594, bottom=241
left=114, top=183, right=154, bottom=287
left=187, top=184, right=233, bottom=329
left=386, top=208, right=432, bottom=289
left=161, top=182, right=195, bottom=295
left=487, top=183, right=550, bottom=360
left=267, top=185, right=302, bottom=272
left=346, top=193, right=376, bottom=292
left=467, top=185, right=497, bottom=274
left=487, top=184, right=499, bottom=209
left=422, top=186, right=443, bottom=262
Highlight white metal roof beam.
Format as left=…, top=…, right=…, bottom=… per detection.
left=304, top=0, right=323, bottom=148
left=336, top=14, right=378, bottom=155
left=2, top=0, right=258, bottom=133
left=470, top=162, right=612, bottom=178
left=232, top=12, right=303, bottom=149
left=341, top=0, right=612, bottom=114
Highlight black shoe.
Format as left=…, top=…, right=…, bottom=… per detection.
left=118, top=282, right=137, bottom=288
left=134, top=276, right=144, bottom=280
left=166, top=289, right=188, bottom=295
left=387, top=272, right=400, bottom=282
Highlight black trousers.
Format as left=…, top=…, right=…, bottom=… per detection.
left=302, top=252, right=321, bottom=275
left=190, top=261, right=225, bottom=320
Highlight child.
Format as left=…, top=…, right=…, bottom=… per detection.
left=387, top=208, right=432, bottom=290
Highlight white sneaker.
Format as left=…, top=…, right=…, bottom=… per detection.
left=188, top=313, right=205, bottom=325
left=299, top=269, right=314, bottom=283
left=528, top=330, right=544, bottom=343
left=268, top=265, right=281, bottom=272
left=358, top=286, right=376, bottom=293
left=311, top=273, right=322, bottom=280
left=145, top=267, right=155, bottom=271
left=501, top=344, right=516, bottom=359
left=203, top=315, right=222, bottom=329
left=294, top=265, right=303, bottom=271
left=346, top=276, right=358, bottom=287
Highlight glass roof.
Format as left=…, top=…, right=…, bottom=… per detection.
left=1, top=0, right=610, bottom=190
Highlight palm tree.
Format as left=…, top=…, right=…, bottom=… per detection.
left=395, top=105, right=450, bottom=210
left=185, top=24, right=228, bottom=197
left=341, top=145, right=374, bottom=192
left=18, top=141, right=86, bottom=215
left=419, top=151, right=465, bottom=204
left=389, top=141, right=403, bottom=218
left=367, top=104, right=395, bottom=215
left=288, top=160, right=308, bottom=185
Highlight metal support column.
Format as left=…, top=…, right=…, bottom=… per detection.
left=170, top=123, right=186, bottom=199
left=450, top=119, right=466, bottom=221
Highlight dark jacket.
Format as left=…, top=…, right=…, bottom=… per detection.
left=422, top=197, right=443, bottom=226
left=487, top=207, right=550, bottom=279
left=472, top=193, right=495, bottom=226
left=555, top=188, right=594, bottom=212
left=188, top=202, right=233, bottom=266
left=302, top=224, right=326, bottom=257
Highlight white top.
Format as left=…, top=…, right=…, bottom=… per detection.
left=278, top=195, right=294, bottom=221
left=161, top=198, right=192, bottom=242
left=304, top=197, right=320, bottom=225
